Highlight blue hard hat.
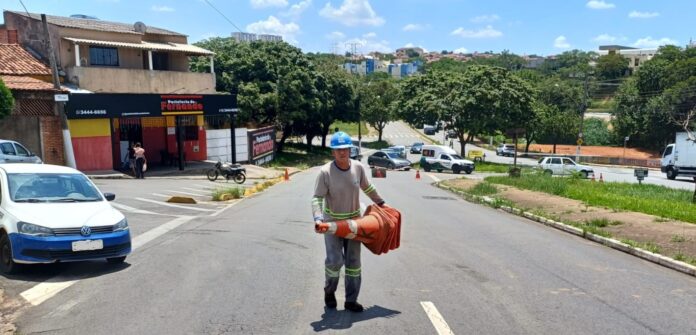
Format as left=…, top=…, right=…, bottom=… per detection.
left=330, top=131, right=353, bottom=149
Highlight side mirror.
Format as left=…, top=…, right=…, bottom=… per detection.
left=104, top=193, right=116, bottom=201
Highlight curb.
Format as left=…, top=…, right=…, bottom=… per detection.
left=436, top=182, right=696, bottom=278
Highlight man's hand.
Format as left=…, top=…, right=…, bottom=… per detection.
left=315, top=220, right=328, bottom=233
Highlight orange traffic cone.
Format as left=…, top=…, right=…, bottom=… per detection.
left=599, top=173, right=604, bottom=183
left=316, top=205, right=401, bottom=255
left=415, top=169, right=421, bottom=180
left=284, top=168, right=289, bottom=181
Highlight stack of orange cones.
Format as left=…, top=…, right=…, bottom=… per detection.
left=316, top=204, right=402, bottom=255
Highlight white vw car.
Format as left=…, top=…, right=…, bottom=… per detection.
left=0, top=164, right=130, bottom=274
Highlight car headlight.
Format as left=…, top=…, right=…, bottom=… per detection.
left=113, top=218, right=129, bottom=232
left=17, top=222, right=54, bottom=236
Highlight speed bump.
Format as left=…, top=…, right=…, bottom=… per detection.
left=167, top=196, right=197, bottom=204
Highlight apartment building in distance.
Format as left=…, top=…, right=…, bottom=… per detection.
left=598, top=45, right=658, bottom=72
left=232, top=32, right=282, bottom=43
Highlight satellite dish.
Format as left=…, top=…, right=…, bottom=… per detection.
left=134, top=22, right=147, bottom=33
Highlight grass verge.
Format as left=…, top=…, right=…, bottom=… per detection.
left=474, top=161, right=534, bottom=174
left=484, top=173, right=696, bottom=224
left=212, top=186, right=244, bottom=201
left=330, top=121, right=369, bottom=137
left=267, top=143, right=333, bottom=170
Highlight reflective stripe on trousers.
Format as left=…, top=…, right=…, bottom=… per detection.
left=324, top=234, right=362, bottom=303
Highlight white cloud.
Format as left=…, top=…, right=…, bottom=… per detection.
left=281, top=0, right=312, bottom=19
left=628, top=11, right=659, bottom=19
left=340, top=37, right=390, bottom=53
left=453, top=47, right=468, bottom=54
left=319, top=0, right=385, bottom=27
left=250, top=0, right=288, bottom=8
left=632, top=37, right=678, bottom=48
left=246, top=16, right=300, bottom=43
left=554, top=35, right=571, bottom=49
left=586, top=0, right=615, bottom=10
left=151, top=5, right=174, bottom=12
left=402, top=23, right=425, bottom=31
left=362, top=32, right=376, bottom=38
left=470, top=14, right=500, bottom=23
left=450, top=25, right=502, bottom=38
left=325, top=31, right=345, bottom=40
left=404, top=42, right=415, bottom=48
left=592, top=34, right=617, bottom=43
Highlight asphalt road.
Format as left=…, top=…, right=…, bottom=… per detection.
left=8, top=164, right=696, bottom=334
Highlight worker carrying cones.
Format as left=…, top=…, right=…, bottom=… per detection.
left=315, top=204, right=402, bottom=255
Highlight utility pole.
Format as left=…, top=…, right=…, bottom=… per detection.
left=576, top=73, right=590, bottom=161
left=42, top=14, right=76, bottom=168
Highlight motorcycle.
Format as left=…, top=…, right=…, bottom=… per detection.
left=206, top=161, right=246, bottom=183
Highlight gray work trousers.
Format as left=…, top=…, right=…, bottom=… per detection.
left=324, top=234, right=362, bottom=303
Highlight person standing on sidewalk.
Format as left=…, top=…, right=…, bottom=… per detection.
left=311, top=131, right=386, bottom=313
left=134, top=142, right=147, bottom=179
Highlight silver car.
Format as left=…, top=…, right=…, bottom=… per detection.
left=0, top=140, right=42, bottom=164
left=538, top=156, right=594, bottom=178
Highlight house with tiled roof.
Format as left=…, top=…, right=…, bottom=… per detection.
left=2, top=11, right=236, bottom=172
left=0, top=43, right=68, bottom=164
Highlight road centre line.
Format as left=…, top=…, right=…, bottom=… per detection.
left=164, top=189, right=206, bottom=197
left=420, top=301, right=455, bottom=335
left=20, top=215, right=195, bottom=306
left=135, top=197, right=215, bottom=212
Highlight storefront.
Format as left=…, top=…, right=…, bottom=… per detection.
left=65, top=93, right=237, bottom=171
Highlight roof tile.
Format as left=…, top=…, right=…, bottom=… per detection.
left=0, top=44, right=52, bottom=76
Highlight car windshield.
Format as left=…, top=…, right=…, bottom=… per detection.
left=386, top=152, right=401, bottom=159
left=451, top=155, right=463, bottom=160
left=8, top=173, right=103, bottom=202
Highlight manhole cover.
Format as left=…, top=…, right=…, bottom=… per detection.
left=422, top=196, right=456, bottom=200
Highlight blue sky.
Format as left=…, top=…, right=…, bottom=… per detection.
left=3, top=0, right=694, bottom=56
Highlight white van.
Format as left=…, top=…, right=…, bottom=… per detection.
left=419, top=145, right=475, bottom=174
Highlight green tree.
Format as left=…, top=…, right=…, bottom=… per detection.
left=583, top=118, right=613, bottom=145
left=534, top=77, right=584, bottom=153
left=0, top=78, right=13, bottom=119
left=361, top=78, right=398, bottom=142
left=596, top=53, right=629, bottom=79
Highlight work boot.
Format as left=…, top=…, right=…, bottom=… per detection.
left=344, top=301, right=364, bottom=313
left=324, top=293, right=337, bottom=308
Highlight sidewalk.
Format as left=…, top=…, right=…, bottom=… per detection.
left=85, top=161, right=297, bottom=180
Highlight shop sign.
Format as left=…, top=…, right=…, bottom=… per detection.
left=248, top=126, right=276, bottom=165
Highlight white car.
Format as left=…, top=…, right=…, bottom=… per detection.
left=0, top=164, right=130, bottom=274
left=538, top=156, right=594, bottom=178
left=0, top=139, right=43, bottom=164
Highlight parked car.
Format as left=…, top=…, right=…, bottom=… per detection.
left=538, top=156, right=594, bottom=178
left=350, top=145, right=362, bottom=161
left=410, top=142, right=424, bottom=154
left=420, top=145, right=474, bottom=174
left=423, top=125, right=436, bottom=135
left=496, top=144, right=516, bottom=157
left=0, top=163, right=131, bottom=274
left=446, top=129, right=457, bottom=139
left=368, top=151, right=412, bottom=170
left=387, top=145, right=407, bottom=159
left=0, top=139, right=42, bottom=164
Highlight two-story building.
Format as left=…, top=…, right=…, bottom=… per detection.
left=3, top=11, right=236, bottom=171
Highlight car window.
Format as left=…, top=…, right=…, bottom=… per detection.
left=440, top=154, right=450, bottom=160
left=562, top=158, right=575, bottom=165
left=451, top=154, right=463, bottom=160
left=0, top=143, right=16, bottom=155
left=9, top=173, right=102, bottom=202
left=663, top=146, right=673, bottom=157
left=505, top=145, right=515, bottom=149
left=14, top=143, right=29, bottom=156
left=551, top=158, right=561, bottom=164
left=538, top=157, right=546, bottom=164
left=387, top=152, right=400, bottom=159
left=422, top=149, right=434, bottom=157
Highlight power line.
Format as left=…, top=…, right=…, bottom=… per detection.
left=201, top=0, right=243, bottom=33
left=17, top=0, right=31, bottom=16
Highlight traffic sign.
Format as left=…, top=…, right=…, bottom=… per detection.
left=577, top=138, right=583, bottom=145
left=54, top=94, right=69, bottom=102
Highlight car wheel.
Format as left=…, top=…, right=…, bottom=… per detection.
left=544, top=169, right=553, bottom=175
left=0, top=234, right=19, bottom=275
left=666, top=168, right=677, bottom=180
left=465, top=168, right=473, bottom=174
left=423, top=164, right=431, bottom=172
left=107, top=256, right=127, bottom=264
left=452, top=165, right=461, bottom=174
left=387, top=162, right=395, bottom=170
left=436, top=169, right=443, bottom=173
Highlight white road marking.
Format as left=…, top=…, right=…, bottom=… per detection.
left=20, top=215, right=195, bottom=306
left=136, top=197, right=215, bottom=212
left=209, top=200, right=241, bottom=217
left=184, top=186, right=214, bottom=192
left=110, top=202, right=160, bottom=215
left=164, top=189, right=206, bottom=197
left=420, top=301, right=455, bottom=335
left=131, top=215, right=194, bottom=250
left=428, top=174, right=441, bottom=182
left=151, top=193, right=169, bottom=198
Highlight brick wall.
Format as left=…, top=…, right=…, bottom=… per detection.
left=0, top=29, right=18, bottom=44
left=40, top=116, right=65, bottom=165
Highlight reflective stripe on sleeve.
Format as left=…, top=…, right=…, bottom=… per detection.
left=362, top=184, right=376, bottom=194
